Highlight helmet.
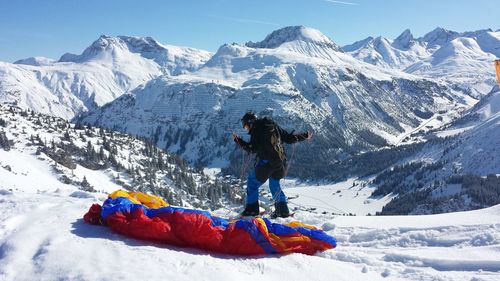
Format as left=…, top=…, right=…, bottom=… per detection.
left=241, top=111, right=257, bottom=128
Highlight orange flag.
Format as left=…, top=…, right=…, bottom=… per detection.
left=495, top=59, right=500, bottom=89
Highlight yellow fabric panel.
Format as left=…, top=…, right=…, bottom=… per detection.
left=108, top=190, right=168, bottom=209
left=268, top=233, right=289, bottom=250
left=109, top=190, right=141, bottom=204
left=278, top=235, right=312, bottom=244
left=254, top=218, right=269, bottom=234
left=495, top=60, right=500, bottom=88
left=268, top=233, right=312, bottom=252
left=286, top=221, right=318, bottom=230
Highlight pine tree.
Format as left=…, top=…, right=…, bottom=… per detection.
left=86, top=141, right=94, bottom=155
left=158, top=152, right=165, bottom=170
left=99, top=146, right=107, bottom=161
left=81, top=176, right=95, bottom=192
left=0, top=131, right=11, bottom=151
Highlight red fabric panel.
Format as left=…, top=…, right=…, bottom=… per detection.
left=83, top=204, right=104, bottom=225
left=104, top=209, right=266, bottom=255
left=219, top=225, right=266, bottom=255
left=106, top=209, right=183, bottom=246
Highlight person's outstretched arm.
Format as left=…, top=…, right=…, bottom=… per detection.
left=278, top=127, right=312, bottom=144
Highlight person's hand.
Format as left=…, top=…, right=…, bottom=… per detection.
left=232, top=133, right=239, bottom=141
left=306, top=131, right=313, bottom=140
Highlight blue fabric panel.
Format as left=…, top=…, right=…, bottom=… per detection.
left=100, top=197, right=144, bottom=219
left=235, top=219, right=277, bottom=254
left=102, top=196, right=230, bottom=228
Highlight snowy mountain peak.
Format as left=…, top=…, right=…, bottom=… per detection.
left=393, top=29, right=414, bottom=49
left=430, top=37, right=487, bottom=66
left=58, top=35, right=118, bottom=62
left=58, top=35, right=212, bottom=72
left=13, top=56, right=56, bottom=66
left=462, top=28, right=493, bottom=38
left=83, top=35, right=120, bottom=56
left=117, top=35, right=164, bottom=52
left=373, top=36, right=392, bottom=46
left=245, top=26, right=339, bottom=50
left=342, top=36, right=374, bottom=52
left=422, top=27, right=460, bottom=48
left=344, top=27, right=500, bottom=96
left=59, top=35, right=161, bottom=62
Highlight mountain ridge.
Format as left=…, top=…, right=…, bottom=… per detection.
left=0, top=35, right=212, bottom=119
left=342, top=27, right=500, bottom=97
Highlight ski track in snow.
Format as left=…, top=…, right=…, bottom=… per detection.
left=1, top=189, right=500, bottom=281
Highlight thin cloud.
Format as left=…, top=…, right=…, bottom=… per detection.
left=207, top=14, right=280, bottom=26
left=325, top=0, right=360, bottom=6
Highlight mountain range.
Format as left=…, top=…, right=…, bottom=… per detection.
left=343, top=27, right=500, bottom=97
left=0, top=35, right=211, bottom=119
left=73, top=27, right=477, bottom=176
left=1, top=25, right=499, bottom=214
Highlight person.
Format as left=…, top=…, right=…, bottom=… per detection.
left=232, top=112, right=312, bottom=218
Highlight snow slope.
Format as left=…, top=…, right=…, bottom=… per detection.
left=436, top=88, right=500, bottom=175
left=278, top=178, right=393, bottom=216
left=368, top=89, right=500, bottom=215
left=404, top=87, right=500, bottom=178
left=0, top=104, right=246, bottom=211
left=1, top=174, right=500, bottom=280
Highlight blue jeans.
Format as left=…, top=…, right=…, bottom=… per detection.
left=246, top=160, right=287, bottom=204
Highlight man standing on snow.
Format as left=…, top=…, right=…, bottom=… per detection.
left=232, top=112, right=312, bottom=218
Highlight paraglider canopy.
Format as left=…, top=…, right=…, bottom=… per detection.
left=83, top=190, right=337, bottom=256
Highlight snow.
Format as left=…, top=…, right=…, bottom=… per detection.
left=434, top=90, right=500, bottom=175
left=0, top=149, right=72, bottom=193
left=435, top=126, right=473, bottom=138
left=245, top=26, right=339, bottom=50
left=476, top=91, right=500, bottom=119
left=1, top=105, right=499, bottom=280
left=422, top=27, right=460, bottom=49
left=392, top=29, right=414, bottom=50
left=13, top=56, right=56, bottom=66
left=2, top=176, right=500, bottom=280
left=278, top=178, right=393, bottom=216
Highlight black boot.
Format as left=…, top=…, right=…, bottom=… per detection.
left=240, top=202, right=259, bottom=217
left=271, top=202, right=290, bottom=218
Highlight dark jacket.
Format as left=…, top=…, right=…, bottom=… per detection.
left=234, top=117, right=308, bottom=181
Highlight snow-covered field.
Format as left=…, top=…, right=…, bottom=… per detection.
left=1, top=151, right=500, bottom=281
left=278, top=178, right=393, bottom=216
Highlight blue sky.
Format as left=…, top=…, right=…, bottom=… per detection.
left=0, top=0, right=499, bottom=62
